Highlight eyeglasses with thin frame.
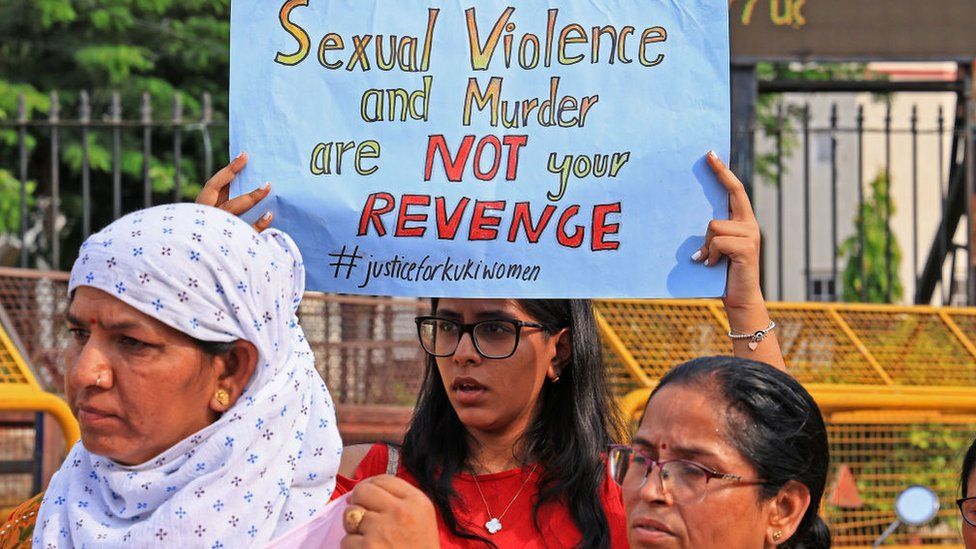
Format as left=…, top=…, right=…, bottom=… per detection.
left=957, top=496, right=976, bottom=527
left=415, top=316, right=549, bottom=359
left=608, top=444, right=767, bottom=505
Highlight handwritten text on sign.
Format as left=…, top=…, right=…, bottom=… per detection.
left=229, top=1, right=730, bottom=297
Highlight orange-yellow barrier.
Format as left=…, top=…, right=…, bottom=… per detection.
left=594, top=300, right=976, bottom=392
left=600, top=300, right=976, bottom=548
left=0, top=313, right=78, bottom=450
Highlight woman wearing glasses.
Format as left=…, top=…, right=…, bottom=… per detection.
left=613, top=356, right=830, bottom=548
left=196, top=151, right=784, bottom=548
left=959, top=439, right=976, bottom=546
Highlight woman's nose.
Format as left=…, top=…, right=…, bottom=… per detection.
left=453, top=332, right=481, bottom=364
left=638, top=464, right=671, bottom=504
left=68, top=338, right=112, bottom=390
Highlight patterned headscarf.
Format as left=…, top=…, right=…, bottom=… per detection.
left=35, top=204, right=342, bottom=548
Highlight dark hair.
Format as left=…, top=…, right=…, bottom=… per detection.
left=192, top=338, right=236, bottom=356
left=961, top=437, right=976, bottom=498
left=401, top=299, right=626, bottom=548
left=648, top=356, right=831, bottom=549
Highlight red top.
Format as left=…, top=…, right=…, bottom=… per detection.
left=334, top=444, right=628, bottom=548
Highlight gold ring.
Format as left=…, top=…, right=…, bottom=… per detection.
left=343, top=507, right=366, bottom=534
left=95, top=376, right=102, bottom=388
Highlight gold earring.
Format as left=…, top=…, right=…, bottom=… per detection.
left=772, top=530, right=783, bottom=542
left=551, top=374, right=560, bottom=383
left=215, top=389, right=230, bottom=407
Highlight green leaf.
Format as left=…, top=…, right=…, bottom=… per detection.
left=63, top=137, right=112, bottom=173
left=840, top=171, right=904, bottom=303
left=0, top=0, right=232, bottom=266
left=74, top=45, right=155, bottom=85
left=0, top=169, right=36, bottom=233
left=35, top=0, right=77, bottom=28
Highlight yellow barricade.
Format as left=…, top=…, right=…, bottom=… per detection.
left=598, top=300, right=976, bottom=548
left=0, top=313, right=79, bottom=451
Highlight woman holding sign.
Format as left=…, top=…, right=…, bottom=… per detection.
left=198, top=150, right=783, bottom=548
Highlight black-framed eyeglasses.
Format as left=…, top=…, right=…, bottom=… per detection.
left=957, top=496, right=976, bottom=527
left=415, top=316, right=549, bottom=359
left=608, top=444, right=767, bottom=505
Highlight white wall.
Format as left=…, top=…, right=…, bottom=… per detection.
left=751, top=86, right=959, bottom=304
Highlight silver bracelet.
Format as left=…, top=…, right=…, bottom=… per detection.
left=727, top=320, right=776, bottom=351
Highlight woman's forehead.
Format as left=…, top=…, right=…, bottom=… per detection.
left=638, top=384, right=738, bottom=459
left=69, top=286, right=142, bottom=318
left=68, top=286, right=184, bottom=338
left=435, top=298, right=523, bottom=317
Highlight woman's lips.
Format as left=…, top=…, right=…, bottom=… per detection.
left=631, top=518, right=676, bottom=545
left=76, top=404, right=118, bottom=426
left=452, top=377, right=487, bottom=406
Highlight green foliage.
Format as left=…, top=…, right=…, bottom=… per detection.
left=0, top=0, right=231, bottom=266
left=74, top=45, right=155, bottom=84
left=758, top=62, right=867, bottom=83
left=839, top=171, right=904, bottom=303
left=0, top=170, right=35, bottom=233
left=754, top=63, right=883, bottom=185
left=36, top=0, right=76, bottom=28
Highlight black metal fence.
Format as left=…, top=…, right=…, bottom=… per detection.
left=745, top=95, right=972, bottom=305
left=0, top=91, right=225, bottom=271
left=732, top=74, right=976, bottom=306
left=1, top=85, right=974, bottom=305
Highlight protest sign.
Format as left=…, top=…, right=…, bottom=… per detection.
left=265, top=493, right=348, bottom=548
left=230, top=0, right=730, bottom=297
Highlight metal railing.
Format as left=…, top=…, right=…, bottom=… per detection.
left=0, top=85, right=973, bottom=305
left=0, top=284, right=80, bottom=459
left=594, top=299, right=976, bottom=390
left=741, top=92, right=974, bottom=306
left=0, top=91, right=224, bottom=271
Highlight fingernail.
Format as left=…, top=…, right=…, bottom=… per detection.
left=706, top=150, right=717, bottom=160
left=260, top=211, right=272, bottom=222
left=691, top=250, right=703, bottom=262
left=262, top=182, right=271, bottom=192
left=235, top=151, right=245, bottom=160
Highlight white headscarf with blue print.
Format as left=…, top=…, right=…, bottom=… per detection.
left=35, top=203, right=342, bottom=548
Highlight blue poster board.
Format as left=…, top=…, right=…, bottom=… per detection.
left=230, top=0, right=730, bottom=297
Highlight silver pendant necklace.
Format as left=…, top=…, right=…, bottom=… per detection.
left=470, top=464, right=538, bottom=535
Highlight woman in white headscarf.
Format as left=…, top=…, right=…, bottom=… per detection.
left=2, top=203, right=342, bottom=548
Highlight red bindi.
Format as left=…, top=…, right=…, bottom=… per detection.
left=661, top=443, right=668, bottom=450
left=89, top=318, right=97, bottom=326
